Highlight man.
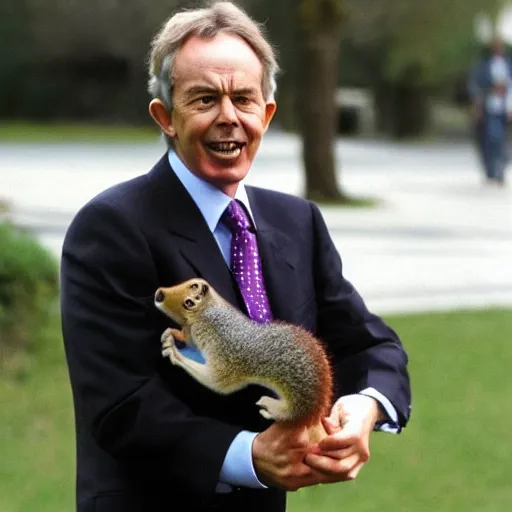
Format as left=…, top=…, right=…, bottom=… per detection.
left=60, top=2, right=411, bottom=511
left=468, top=36, right=512, bottom=185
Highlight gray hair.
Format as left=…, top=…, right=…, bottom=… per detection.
left=148, top=1, right=279, bottom=117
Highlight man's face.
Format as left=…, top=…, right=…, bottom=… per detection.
left=166, top=33, right=276, bottom=196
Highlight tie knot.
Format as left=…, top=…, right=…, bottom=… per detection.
left=223, top=200, right=252, bottom=232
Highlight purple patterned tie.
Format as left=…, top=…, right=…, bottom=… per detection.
left=222, top=200, right=273, bottom=323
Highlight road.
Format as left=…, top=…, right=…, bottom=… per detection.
left=1, top=132, right=511, bottom=315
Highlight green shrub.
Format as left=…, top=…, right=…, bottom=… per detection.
left=0, top=198, right=9, bottom=213
left=0, top=221, right=59, bottom=376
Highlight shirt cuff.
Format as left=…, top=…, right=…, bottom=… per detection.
left=217, top=431, right=267, bottom=492
left=359, top=387, right=401, bottom=433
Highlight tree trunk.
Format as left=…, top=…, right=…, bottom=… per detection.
left=297, top=0, right=345, bottom=202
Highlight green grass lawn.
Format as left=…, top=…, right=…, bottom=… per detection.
left=0, top=314, right=74, bottom=512
left=0, top=121, right=159, bottom=143
left=1, top=308, right=511, bottom=512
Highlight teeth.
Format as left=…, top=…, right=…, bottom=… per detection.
left=208, top=142, right=242, bottom=152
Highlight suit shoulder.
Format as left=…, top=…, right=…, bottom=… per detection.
left=89, top=174, right=149, bottom=210
left=68, top=154, right=170, bottom=229
left=69, top=174, right=148, bottom=227
left=247, top=186, right=312, bottom=211
left=246, top=186, right=321, bottom=234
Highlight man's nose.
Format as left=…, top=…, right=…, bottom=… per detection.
left=217, top=96, right=238, bottom=125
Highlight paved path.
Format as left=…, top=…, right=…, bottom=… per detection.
left=1, top=132, right=511, bottom=315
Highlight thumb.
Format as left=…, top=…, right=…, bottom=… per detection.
left=317, top=426, right=354, bottom=452
left=322, top=416, right=341, bottom=435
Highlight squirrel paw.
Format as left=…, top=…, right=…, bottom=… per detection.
left=161, top=329, right=179, bottom=364
left=161, top=327, right=174, bottom=345
left=256, top=396, right=286, bottom=421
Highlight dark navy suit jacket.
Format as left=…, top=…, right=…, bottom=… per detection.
left=60, top=155, right=411, bottom=512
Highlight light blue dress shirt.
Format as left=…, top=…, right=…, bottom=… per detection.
left=168, top=150, right=263, bottom=491
left=167, top=149, right=400, bottom=492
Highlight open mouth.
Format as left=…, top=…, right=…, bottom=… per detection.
left=205, top=141, right=246, bottom=158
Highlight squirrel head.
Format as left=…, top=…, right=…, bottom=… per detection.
left=154, top=278, right=212, bottom=325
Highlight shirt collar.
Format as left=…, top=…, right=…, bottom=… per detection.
left=168, top=149, right=255, bottom=233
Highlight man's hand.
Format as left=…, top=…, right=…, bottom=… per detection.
left=304, top=394, right=384, bottom=482
left=252, top=422, right=322, bottom=491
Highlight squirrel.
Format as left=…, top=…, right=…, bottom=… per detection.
left=154, top=278, right=334, bottom=442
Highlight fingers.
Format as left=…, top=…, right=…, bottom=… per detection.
left=305, top=451, right=361, bottom=478
left=326, top=401, right=343, bottom=428
left=311, top=443, right=357, bottom=460
left=346, top=461, right=365, bottom=480
left=305, top=445, right=370, bottom=483
left=268, top=458, right=316, bottom=492
left=305, top=421, right=371, bottom=483
left=322, top=416, right=341, bottom=435
left=252, top=409, right=374, bottom=491
left=317, top=428, right=368, bottom=453
left=252, top=423, right=326, bottom=491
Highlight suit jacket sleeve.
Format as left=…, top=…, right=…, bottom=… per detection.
left=309, top=202, right=411, bottom=428
left=60, top=200, right=241, bottom=496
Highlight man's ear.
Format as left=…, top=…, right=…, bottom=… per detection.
left=263, top=100, right=277, bottom=132
left=149, top=99, right=176, bottom=138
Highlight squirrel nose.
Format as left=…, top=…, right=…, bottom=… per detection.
left=155, top=289, right=165, bottom=303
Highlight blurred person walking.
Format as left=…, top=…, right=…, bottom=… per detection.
left=467, top=37, right=512, bottom=186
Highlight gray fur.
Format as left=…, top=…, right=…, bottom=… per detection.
left=191, top=304, right=322, bottom=423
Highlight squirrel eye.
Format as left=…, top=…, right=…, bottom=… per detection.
left=184, top=299, right=195, bottom=309
left=201, top=283, right=209, bottom=295
left=190, top=283, right=199, bottom=291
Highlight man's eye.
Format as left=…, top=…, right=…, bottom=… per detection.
left=234, top=96, right=250, bottom=105
left=200, top=96, right=215, bottom=105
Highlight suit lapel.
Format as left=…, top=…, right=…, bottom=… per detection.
left=246, top=187, right=300, bottom=323
left=147, top=157, right=304, bottom=318
left=170, top=228, right=239, bottom=308
left=147, top=156, right=239, bottom=307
